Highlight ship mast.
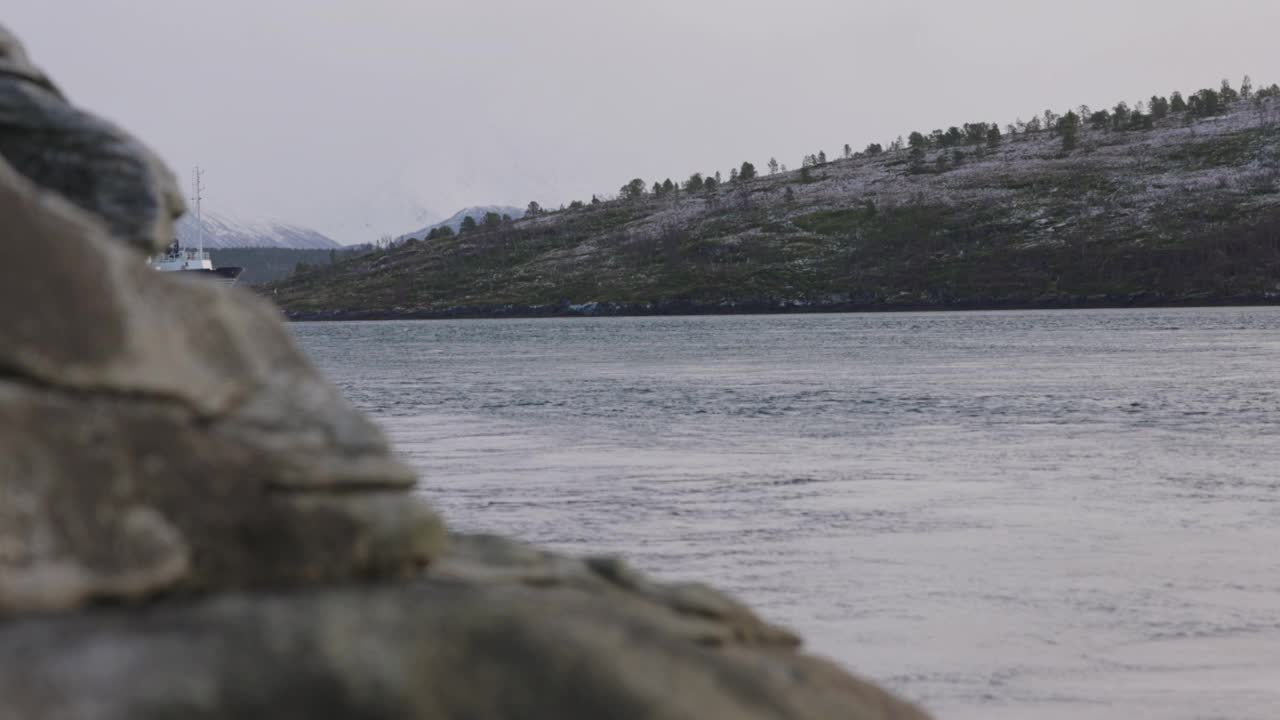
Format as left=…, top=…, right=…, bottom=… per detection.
left=193, top=166, right=205, bottom=258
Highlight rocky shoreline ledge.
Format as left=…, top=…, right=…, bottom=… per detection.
left=0, top=25, right=930, bottom=720
left=282, top=293, right=1280, bottom=322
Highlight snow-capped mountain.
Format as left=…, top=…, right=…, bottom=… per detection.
left=396, top=205, right=525, bottom=242
left=175, top=211, right=341, bottom=249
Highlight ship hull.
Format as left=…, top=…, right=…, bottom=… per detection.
left=170, top=266, right=244, bottom=285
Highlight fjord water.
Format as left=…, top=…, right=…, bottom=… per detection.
left=291, top=308, right=1280, bottom=719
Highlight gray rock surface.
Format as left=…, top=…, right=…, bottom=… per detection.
left=0, top=22, right=931, bottom=719
left=0, top=25, right=183, bottom=254
left=0, top=535, right=931, bottom=720
left=0, top=95, right=443, bottom=616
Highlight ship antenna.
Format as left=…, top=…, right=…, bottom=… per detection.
left=193, top=166, right=205, bottom=258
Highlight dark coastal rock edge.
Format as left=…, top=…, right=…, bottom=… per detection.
left=0, top=24, right=931, bottom=720
left=1, top=534, right=930, bottom=720
left=283, top=293, right=1280, bottom=322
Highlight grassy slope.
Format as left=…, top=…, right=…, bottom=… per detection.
left=270, top=100, right=1280, bottom=316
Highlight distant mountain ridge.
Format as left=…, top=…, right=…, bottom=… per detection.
left=396, top=205, right=525, bottom=242
left=175, top=211, right=341, bottom=249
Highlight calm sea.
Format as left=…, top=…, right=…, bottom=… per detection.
left=292, top=308, right=1280, bottom=720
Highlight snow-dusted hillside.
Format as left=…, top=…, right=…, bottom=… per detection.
left=274, top=92, right=1280, bottom=318
left=175, top=211, right=341, bottom=249
left=396, top=205, right=524, bottom=242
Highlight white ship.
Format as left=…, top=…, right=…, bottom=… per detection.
left=148, top=167, right=243, bottom=284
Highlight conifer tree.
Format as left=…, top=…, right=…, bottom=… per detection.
left=768, top=157, right=779, bottom=174
left=1190, top=88, right=1221, bottom=116
left=1170, top=91, right=1187, bottom=112
left=907, top=131, right=927, bottom=164
left=1220, top=79, right=1239, bottom=104
left=1043, top=110, right=1059, bottom=134
left=460, top=216, right=478, bottom=233
left=1111, top=102, right=1130, bottom=129
left=1058, top=111, right=1079, bottom=151
left=620, top=178, right=647, bottom=200
left=739, top=161, right=757, bottom=180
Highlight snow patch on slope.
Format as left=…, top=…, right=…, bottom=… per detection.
left=396, top=205, right=525, bottom=242
left=175, top=211, right=341, bottom=249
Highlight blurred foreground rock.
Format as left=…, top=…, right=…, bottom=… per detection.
left=0, top=24, right=931, bottom=720
left=1, top=535, right=928, bottom=720
left=0, top=25, right=184, bottom=254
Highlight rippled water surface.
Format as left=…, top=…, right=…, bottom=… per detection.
left=292, top=308, right=1280, bottom=719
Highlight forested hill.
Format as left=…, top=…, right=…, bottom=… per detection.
left=269, top=80, right=1280, bottom=320
left=210, top=246, right=370, bottom=285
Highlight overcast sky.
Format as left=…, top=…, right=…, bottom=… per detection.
left=9, top=0, right=1278, bottom=243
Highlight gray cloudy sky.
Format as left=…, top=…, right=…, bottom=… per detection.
left=9, top=0, right=1278, bottom=243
